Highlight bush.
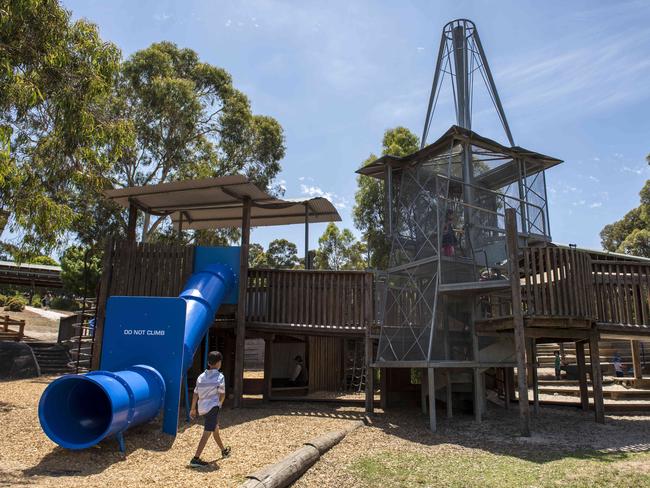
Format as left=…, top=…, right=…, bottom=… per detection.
left=32, top=294, right=42, bottom=308
left=4, top=295, right=26, bottom=312
left=50, top=296, right=79, bottom=311
left=0, top=294, right=7, bottom=307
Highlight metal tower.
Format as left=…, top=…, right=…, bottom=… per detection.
left=421, top=19, right=514, bottom=148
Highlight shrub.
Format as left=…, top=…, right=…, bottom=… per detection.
left=4, top=295, right=26, bottom=312
left=32, top=294, right=42, bottom=308
left=0, top=294, right=7, bottom=307
left=50, top=296, right=79, bottom=311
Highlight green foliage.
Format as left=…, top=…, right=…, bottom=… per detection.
left=2, top=5, right=286, bottom=254
left=249, top=243, right=268, bottom=268
left=353, top=127, right=420, bottom=269
left=0, top=294, right=7, bottom=306
left=4, top=294, right=26, bottom=312
left=600, top=177, right=650, bottom=257
left=315, top=223, right=367, bottom=270
left=1, top=0, right=122, bottom=255
left=60, top=246, right=102, bottom=296
left=50, top=295, right=78, bottom=311
left=32, top=293, right=42, bottom=308
left=266, top=239, right=299, bottom=268
left=111, top=42, right=286, bottom=242
left=28, top=255, right=58, bottom=266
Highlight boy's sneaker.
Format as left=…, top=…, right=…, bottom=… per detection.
left=189, top=457, right=208, bottom=468
left=221, top=447, right=232, bottom=458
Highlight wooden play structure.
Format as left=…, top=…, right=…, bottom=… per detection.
left=82, top=19, right=650, bottom=438
left=89, top=176, right=374, bottom=406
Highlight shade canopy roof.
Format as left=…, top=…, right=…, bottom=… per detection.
left=357, top=125, right=563, bottom=187
left=104, top=175, right=341, bottom=229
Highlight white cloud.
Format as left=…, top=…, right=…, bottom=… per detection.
left=589, top=202, right=602, bottom=208
left=225, top=19, right=232, bottom=27
left=300, top=183, right=348, bottom=209
left=572, top=200, right=586, bottom=206
left=587, top=175, right=600, bottom=183
left=622, top=166, right=643, bottom=175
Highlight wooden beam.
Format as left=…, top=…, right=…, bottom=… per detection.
left=528, top=339, right=540, bottom=414
left=380, top=368, right=387, bottom=410
left=428, top=368, right=436, bottom=432
left=506, top=208, right=530, bottom=436
left=126, top=202, right=138, bottom=243
left=91, top=238, right=114, bottom=370
left=446, top=370, right=453, bottom=418
left=420, top=369, right=427, bottom=415
left=474, top=368, right=482, bottom=422
left=631, top=340, right=643, bottom=380
left=364, top=272, right=374, bottom=414
left=589, top=332, right=605, bottom=423
left=263, top=335, right=273, bottom=402
left=575, top=340, right=589, bottom=411
left=503, top=367, right=511, bottom=410
left=234, top=198, right=251, bottom=408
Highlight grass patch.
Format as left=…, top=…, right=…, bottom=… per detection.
left=348, top=449, right=650, bottom=488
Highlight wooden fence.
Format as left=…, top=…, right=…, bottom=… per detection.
left=592, top=260, right=650, bottom=326
left=0, top=315, right=25, bottom=341
left=521, top=247, right=595, bottom=319
left=246, top=269, right=373, bottom=331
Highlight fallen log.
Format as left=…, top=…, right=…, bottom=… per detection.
left=241, top=420, right=364, bottom=488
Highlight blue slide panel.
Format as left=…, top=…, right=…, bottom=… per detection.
left=38, top=261, right=236, bottom=450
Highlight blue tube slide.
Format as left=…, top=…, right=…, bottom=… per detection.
left=38, top=263, right=235, bottom=450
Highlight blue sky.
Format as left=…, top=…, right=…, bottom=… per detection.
left=62, top=0, right=650, bottom=254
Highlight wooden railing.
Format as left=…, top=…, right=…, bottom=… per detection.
left=246, top=268, right=374, bottom=332
left=592, top=260, right=650, bottom=325
left=521, top=247, right=595, bottom=320
left=0, top=315, right=26, bottom=341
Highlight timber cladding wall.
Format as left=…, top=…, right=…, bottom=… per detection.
left=92, top=240, right=196, bottom=369
left=308, top=336, right=344, bottom=393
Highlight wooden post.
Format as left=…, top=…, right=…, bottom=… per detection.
left=428, top=368, right=436, bottom=432
left=304, top=204, right=310, bottom=269
left=504, top=367, right=511, bottom=410
left=90, top=238, right=114, bottom=370
left=528, top=339, right=540, bottom=414
left=589, top=332, right=605, bottom=423
left=473, top=368, right=482, bottom=422
left=364, top=273, right=374, bottom=413
left=420, top=369, right=428, bottom=415
left=631, top=340, right=643, bottom=380
left=446, top=370, right=453, bottom=418
left=505, top=208, right=530, bottom=436
left=126, top=202, right=138, bottom=243
left=576, top=340, right=589, bottom=411
left=263, top=335, right=273, bottom=402
left=234, top=198, right=251, bottom=408
left=380, top=368, right=387, bottom=410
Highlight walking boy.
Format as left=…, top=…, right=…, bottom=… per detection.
left=554, top=350, right=562, bottom=380
left=189, top=351, right=231, bottom=468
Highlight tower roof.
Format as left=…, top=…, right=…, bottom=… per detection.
left=357, top=125, right=562, bottom=188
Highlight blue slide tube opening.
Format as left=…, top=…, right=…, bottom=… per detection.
left=38, top=262, right=235, bottom=450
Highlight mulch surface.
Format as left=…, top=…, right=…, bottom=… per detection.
left=0, top=376, right=363, bottom=487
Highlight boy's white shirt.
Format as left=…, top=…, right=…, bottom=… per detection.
left=194, top=368, right=226, bottom=415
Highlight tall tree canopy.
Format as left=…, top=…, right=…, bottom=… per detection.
left=0, top=0, right=122, bottom=257
left=600, top=158, right=650, bottom=258
left=1, top=2, right=286, bottom=257
left=95, top=41, right=287, bottom=242
left=353, top=127, right=419, bottom=268
left=315, top=222, right=366, bottom=270
left=266, top=238, right=299, bottom=269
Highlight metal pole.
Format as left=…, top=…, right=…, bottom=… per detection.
left=304, top=203, right=310, bottom=269
left=421, top=34, right=448, bottom=148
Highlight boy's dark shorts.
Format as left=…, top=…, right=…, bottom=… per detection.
left=203, top=406, right=220, bottom=432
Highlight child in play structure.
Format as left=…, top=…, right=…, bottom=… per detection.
left=189, top=350, right=231, bottom=468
